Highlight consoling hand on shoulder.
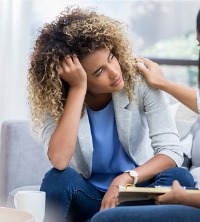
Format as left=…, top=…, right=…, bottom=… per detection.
left=136, top=57, right=199, bottom=114
left=135, top=58, right=168, bottom=90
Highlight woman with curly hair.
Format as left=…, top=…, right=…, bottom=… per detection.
left=27, top=6, right=194, bottom=222
left=91, top=9, right=200, bottom=222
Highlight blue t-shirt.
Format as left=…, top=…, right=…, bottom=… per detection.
left=87, top=101, right=137, bottom=192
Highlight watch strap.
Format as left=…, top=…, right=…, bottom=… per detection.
left=124, top=170, right=138, bottom=185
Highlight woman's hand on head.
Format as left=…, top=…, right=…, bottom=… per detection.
left=58, top=54, right=87, bottom=88
left=153, top=180, right=187, bottom=205
left=135, top=58, right=167, bottom=90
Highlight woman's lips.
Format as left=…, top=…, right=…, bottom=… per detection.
left=111, top=76, right=122, bottom=86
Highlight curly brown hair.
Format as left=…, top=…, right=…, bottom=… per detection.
left=27, top=6, right=137, bottom=134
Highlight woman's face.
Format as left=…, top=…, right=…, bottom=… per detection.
left=81, top=48, right=124, bottom=96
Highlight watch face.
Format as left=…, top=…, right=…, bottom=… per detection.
left=130, top=171, right=138, bottom=178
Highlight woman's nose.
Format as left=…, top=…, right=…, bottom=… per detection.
left=108, top=65, right=118, bottom=79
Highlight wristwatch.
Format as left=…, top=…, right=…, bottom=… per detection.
left=124, top=170, right=138, bottom=185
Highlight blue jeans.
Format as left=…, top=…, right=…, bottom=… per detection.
left=90, top=205, right=200, bottom=222
left=40, top=167, right=194, bottom=222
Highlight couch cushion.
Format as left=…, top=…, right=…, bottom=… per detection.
left=191, top=117, right=200, bottom=167
left=0, top=120, right=52, bottom=206
left=174, top=103, right=198, bottom=140
left=170, top=102, right=198, bottom=169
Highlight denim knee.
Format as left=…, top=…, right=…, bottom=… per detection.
left=156, top=167, right=194, bottom=187
left=40, top=167, right=102, bottom=222
left=43, top=166, right=79, bottom=181
left=170, top=167, right=194, bottom=186
left=40, top=167, right=87, bottom=195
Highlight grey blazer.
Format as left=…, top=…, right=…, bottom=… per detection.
left=42, top=76, right=183, bottom=178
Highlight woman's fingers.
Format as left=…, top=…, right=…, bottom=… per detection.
left=64, top=55, right=74, bottom=66
left=140, top=57, right=153, bottom=66
left=100, top=196, right=118, bottom=211
left=172, top=180, right=182, bottom=190
left=71, top=54, right=80, bottom=65
left=59, top=55, right=76, bottom=77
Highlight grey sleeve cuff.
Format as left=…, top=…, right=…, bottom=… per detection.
left=42, top=114, right=57, bottom=156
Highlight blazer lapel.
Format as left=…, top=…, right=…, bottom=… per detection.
left=112, top=89, right=132, bottom=152
left=78, top=110, right=93, bottom=175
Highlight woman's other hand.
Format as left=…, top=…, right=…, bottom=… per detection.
left=153, top=180, right=187, bottom=205
left=135, top=58, right=167, bottom=90
left=100, top=173, right=134, bottom=211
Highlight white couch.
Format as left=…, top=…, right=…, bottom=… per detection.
left=172, top=101, right=200, bottom=187
left=0, top=120, right=52, bottom=207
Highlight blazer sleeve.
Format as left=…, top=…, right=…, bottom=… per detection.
left=42, top=114, right=57, bottom=156
left=136, top=75, right=184, bottom=167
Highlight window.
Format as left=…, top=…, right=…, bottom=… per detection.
left=32, top=0, right=200, bottom=87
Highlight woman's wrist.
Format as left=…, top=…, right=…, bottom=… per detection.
left=156, top=78, right=172, bottom=91
left=70, top=81, right=87, bottom=91
left=111, top=174, right=134, bottom=188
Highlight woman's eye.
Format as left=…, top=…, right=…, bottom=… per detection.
left=109, top=53, right=114, bottom=61
left=96, top=68, right=103, bottom=76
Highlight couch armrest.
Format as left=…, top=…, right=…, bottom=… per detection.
left=0, top=120, right=52, bottom=205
